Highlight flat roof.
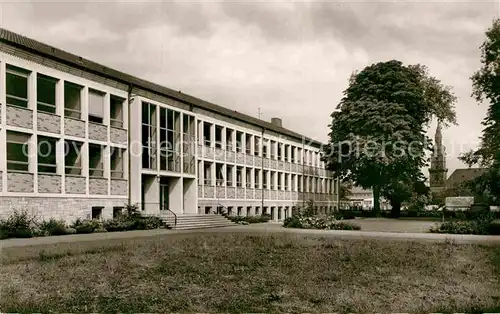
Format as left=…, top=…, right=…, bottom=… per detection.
left=0, top=28, right=323, bottom=147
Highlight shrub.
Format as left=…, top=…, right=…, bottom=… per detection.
left=430, top=213, right=500, bottom=235
left=71, top=219, right=101, bottom=234
left=102, top=217, right=136, bottom=232
left=283, top=216, right=302, bottom=228
left=0, top=210, right=38, bottom=239
left=135, top=216, right=163, bottom=230
left=228, top=215, right=271, bottom=224
left=39, top=219, right=68, bottom=236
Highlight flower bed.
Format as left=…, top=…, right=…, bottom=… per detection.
left=0, top=208, right=164, bottom=240
left=283, top=215, right=361, bottom=230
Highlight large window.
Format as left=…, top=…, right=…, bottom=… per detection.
left=111, top=147, right=124, bottom=178
left=65, top=140, right=83, bottom=175
left=203, top=122, right=212, bottom=146
left=37, top=74, right=57, bottom=114
left=88, top=89, right=105, bottom=124
left=245, top=134, right=252, bottom=155
left=236, top=131, right=243, bottom=153
left=6, top=64, right=30, bottom=108
left=236, top=166, right=243, bottom=187
left=88, top=144, right=104, bottom=177
left=159, top=107, right=181, bottom=172
left=37, top=136, right=57, bottom=173
left=182, top=114, right=195, bottom=174
left=215, top=126, right=223, bottom=149
left=142, top=102, right=157, bottom=169
left=216, top=163, right=224, bottom=186
left=263, top=139, right=269, bottom=158
left=226, top=128, right=234, bottom=151
left=64, top=81, right=82, bottom=119
left=245, top=168, right=252, bottom=188
left=226, top=165, right=234, bottom=187
left=7, top=131, right=30, bottom=171
left=254, top=136, right=260, bottom=156
left=110, top=95, right=124, bottom=128
left=204, top=161, right=212, bottom=185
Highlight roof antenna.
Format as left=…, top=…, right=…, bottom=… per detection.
left=258, top=107, right=262, bottom=119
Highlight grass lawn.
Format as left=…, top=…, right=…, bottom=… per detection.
left=1, top=233, right=500, bottom=313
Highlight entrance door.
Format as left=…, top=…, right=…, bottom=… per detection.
left=160, top=183, right=169, bottom=211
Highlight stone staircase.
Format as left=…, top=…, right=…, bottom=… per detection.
left=161, top=214, right=236, bottom=230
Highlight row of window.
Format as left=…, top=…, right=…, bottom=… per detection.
left=6, top=131, right=125, bottom=178
left=141, top=102, right=196, bottom=174
left=200, top=121, right=324, bottom=167
left=6, top=64, right=125, bottom=127
left=200, top=162, right=335, bottom=193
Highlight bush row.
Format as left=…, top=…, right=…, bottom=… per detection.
left=0, top=210, right=164, bottom=240
left=283, top=215, right=361, bottom=230
left=430, top=213, right=500, bottom=235
left=227, top=215, right=272, bottom=224
left=335, top=209, right=500, bottom=220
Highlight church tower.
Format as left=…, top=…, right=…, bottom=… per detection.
left=429, top=121, right=447, bottom=193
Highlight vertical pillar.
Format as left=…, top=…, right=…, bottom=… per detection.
left=129, top=97, right=142, bottom=206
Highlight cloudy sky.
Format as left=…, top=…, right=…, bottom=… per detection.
left=0, top=0, right=498, bottom=177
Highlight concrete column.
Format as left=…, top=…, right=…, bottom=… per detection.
left=210, top=124, right=215, bottom=148
left=232, top=129, right=237, bottom=152
left=169, top=177, right=183, bottom=214
left=183, top=178, right=197, bottom=214
left=0, top=62, right=6, bottom=194
left=129, top=97, right=142, bottom=206
left=272, top=206, right=278, bottom=221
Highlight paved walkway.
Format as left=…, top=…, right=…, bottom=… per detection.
left=1, top=221, right=500, bottom=248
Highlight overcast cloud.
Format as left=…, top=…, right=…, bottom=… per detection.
left=0, top=0, right=498, bottom=177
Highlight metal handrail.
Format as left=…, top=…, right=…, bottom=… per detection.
left=160, top=203, right=177, bottom=228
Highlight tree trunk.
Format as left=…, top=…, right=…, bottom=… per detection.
left=372, top=186, right=381, bottom=217
left=390, top=201, right=402, bottom=218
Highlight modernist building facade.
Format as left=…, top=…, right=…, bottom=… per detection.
left=0, top=29, right=339, bottom=223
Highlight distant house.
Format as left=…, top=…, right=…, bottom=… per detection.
left=446, top=168, right=486, bottom=191
left=343, top=186, right=390, bottom=210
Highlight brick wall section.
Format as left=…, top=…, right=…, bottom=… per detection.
left=6, top=105, right=33, bottom=129
left=110, top=126, right=127, bottom=145
left=64, top=117, right=85, bottom=138
left=65, top=176, right=86, bottom=194
left=89, top=178, right=108, bottom=195
left=38, top=174, right=61, bottom=193
left=88, top=122, right=108, bottom=142
left=7, top=172, right=34, bottom=192
left=227, top=187, right=236, bottom=199
left=37, top=112, right=61, bottom=134
left=0, top=197, right=127, bottom=224
left=204, top=186, right=214, bottom=198
left=110, top=179, right=127, bottom=195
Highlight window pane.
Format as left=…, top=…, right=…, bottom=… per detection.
left=6, top=71, right=28, bottom=99
left=37, top=74, right=57, bottom=105
left=89, top=90, right=104, bottom=119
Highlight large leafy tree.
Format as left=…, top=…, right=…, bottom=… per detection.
left=324, top=60, right=456, bottom=216
left=460, top=19, right=500, bottom=206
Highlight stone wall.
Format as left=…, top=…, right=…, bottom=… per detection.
left=6, top=105, right=33, bottom=129
left=7, top=172, right=34, bottom=192
left=88, top=122, right=108, bottom=142
left=64, top=117, right=85, bottom=138
left=37, top=112, right=61, bottom=134
left=38, top=174, right=62, bottom=193
left=0, top=196, right=128, bottom=224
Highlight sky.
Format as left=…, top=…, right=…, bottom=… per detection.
left=0, top=0, right=498, bottom=178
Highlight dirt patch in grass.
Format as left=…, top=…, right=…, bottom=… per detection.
left=1, top=233, right=500, bottom=313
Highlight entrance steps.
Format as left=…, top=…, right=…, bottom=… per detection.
left=160, top=214, right=236, bottom=230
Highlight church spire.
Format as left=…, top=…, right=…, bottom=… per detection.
left=429, top=120, right=447, bottom=193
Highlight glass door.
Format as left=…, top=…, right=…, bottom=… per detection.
left=159, top=183, right=169, bottom=211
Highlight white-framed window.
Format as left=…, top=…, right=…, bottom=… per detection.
left=7, top=131, right=30, bottom=172
left=88, top=144, right=104, bottom=177
left=65, top=140, right=83, bottom=175
left=37, top=135, right=57, bottom=174
left=37, top=73, right=58, bottom=114
left=88, top=89, right=105, bottom=124
left=6, top=64, right=30, bottom=108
